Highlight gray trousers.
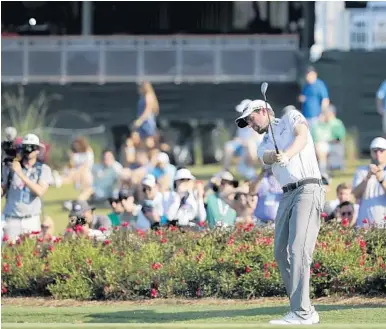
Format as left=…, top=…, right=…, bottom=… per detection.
left=274, top=183, right=325, bottom=319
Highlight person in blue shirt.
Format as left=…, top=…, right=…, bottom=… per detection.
left=150, top=152, right=176, bottom=191
left=376, top=80, right=386, bottom=135
left=299, top=66, right=330, bottom=128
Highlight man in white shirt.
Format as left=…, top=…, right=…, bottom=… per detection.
left=352, top=137, right=386, bottom=228
left=236, top=100, right=324, bottom=325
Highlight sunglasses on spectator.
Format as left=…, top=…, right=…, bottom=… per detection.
left=371, top=148, right=385, bottom=153
left=41, top=224, right=50, bottom=229
left=142, top=186, right=152, bottom=193
left=177, top=179, right=191, bottom=182
left=221, top=180, right=233, bottom=186
left=341, top=211, right=352, bottom=217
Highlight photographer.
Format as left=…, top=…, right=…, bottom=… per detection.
left=1, top=134, right=52, bottom=240
left=66, top=200, right=111, bottom=240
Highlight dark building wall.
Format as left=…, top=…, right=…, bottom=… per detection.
left=1, top=82, right=299, bottom=128
left=312, top=51, right=386, bottom=152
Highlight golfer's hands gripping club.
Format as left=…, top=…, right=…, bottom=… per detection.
left=268, top=150, right=289, bottom=167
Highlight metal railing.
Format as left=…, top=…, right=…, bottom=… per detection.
left=1, top=35, right=299, bottom=84
left=348, top=7, right=386, bottom=50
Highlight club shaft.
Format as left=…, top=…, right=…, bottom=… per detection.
left=262, top=91, right=279, bottom=154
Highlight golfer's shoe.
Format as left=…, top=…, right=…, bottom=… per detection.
left=269, top=311, right=320, bottom=325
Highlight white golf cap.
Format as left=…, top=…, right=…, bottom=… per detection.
left=235, top=99, right=272, bottom=128
left=142, top=174, right=157, bottom=187
left=219, top=171, right=234, bottom=181
left=174, top=168, right=195, bottom=181
left=370, top=137, right=386, bottom=150
left=235, top=99, right=252, bottom=113
left=156, top=152, right=170, bottom=164
left=22, top=133, right=45, bottom=149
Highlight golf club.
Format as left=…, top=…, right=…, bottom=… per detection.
left=261, top=82, right=279, bottom=154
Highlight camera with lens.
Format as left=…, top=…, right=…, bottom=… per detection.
left=68, top=215, right=87, bottom=227
left=1, top=141, right=18, bottom=164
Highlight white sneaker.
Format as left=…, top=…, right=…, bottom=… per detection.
left=269, top=311, right=320, bottom=325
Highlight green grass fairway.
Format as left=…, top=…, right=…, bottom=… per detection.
left=2, top=297, right=386, bottom=329
left=1, top=161, right=367, bottom=235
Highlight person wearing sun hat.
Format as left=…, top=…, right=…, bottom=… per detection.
left=206, top=171, right=238, bottom=229
left=167, top=168, right=206, bottom=228
left=2, top=133, right=52, bottom=241
left=353, top=137, right=386, bottom=228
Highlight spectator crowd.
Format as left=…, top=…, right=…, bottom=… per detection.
left=1, top=77, right=386, bottom=242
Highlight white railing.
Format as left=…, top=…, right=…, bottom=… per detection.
left=348, top=7, right=386, bottom=50
left=1, top=35, right=299, bottom=84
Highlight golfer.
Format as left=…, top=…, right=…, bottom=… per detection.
left=236, top=100, right=325, bottom=325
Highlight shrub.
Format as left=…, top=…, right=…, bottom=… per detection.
left=1, top=222, right=385, bottom=300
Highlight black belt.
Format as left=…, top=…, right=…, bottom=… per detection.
left=5, top=215, right=36, bottom=219
left=283, top=178, right=322, bottom=193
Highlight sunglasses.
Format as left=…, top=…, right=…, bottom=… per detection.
left=371, top=148, right=385, bottom=153
left=341, top=211, right=352, bottom=217
left=221, top=180, right=232, bottom=186
left=142, top=186, right=152, bottom=193
left=177, top=179, right=191, bottom=183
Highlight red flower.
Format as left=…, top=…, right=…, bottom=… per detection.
left=380, top=264, right=386, bottom=270
left=227, top=236, right=235, bottom=245
left=245, top=266, right=251, bottom=273
left=16, top=238, right=22, bottom=245
left=114, top=226, right=120, bottom=231
left=359, top=260, right=365, bottom=266
left=160, top=237, right=168, bottom=244
left=321, top=212, right=328, bottom=219
left=31, top=231, right=40, bottom=235
left=341, top=218, right=349, bottom=227
left=152, top=262, right=162, bottom=270
left=86, top=258, right=92, bottom=265
left=8, top=241, right=14, bottom=247
left=317, top=273, right=322, bottom=278
left=150, top=288, right=158, bottom=298
left=169, top=225, right=178, bottom=232
left=99, top=227, right=107, bottom=233
left=264, top=271, right=270, bottom=279
left=74, top=225, right=83, bottom=233
left=1, top=285, right=7, bottom=294
left=103, top=239, right=111, bottom=245
left=263, top=263, right=269, bottom=270
left=136, top=229, right=145, bottom=237
left=122, top=222, right=129, bottom=227
left=198, top=221, right=205, bottom=227
left=53, top=237, right=62, bottom=244
left=196, top=288, right=202, bottom=297
left=48, top=245, right=54, bottom=252
left=384, top=215, right=386, bottom=221
left=2, top=263, right=10, bottom=273
left=271, top=262, right=277, bottom=268
left=359, top=239, right=366, bottom=250
left=362, top=218, right=369, bottom=224
left=32, top=249, right=39, bottom=257
left=65, top=227, right=73, bottom=233
left=314, top=263, right=321, bottom=270
left=2, top=234, right=9, bottom=242
left=37, top=237, right=44, bottom=243
left=16, top=260, right=22, bottom=268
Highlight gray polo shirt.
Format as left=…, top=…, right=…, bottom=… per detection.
left=2, top=162, right=52, bottom=217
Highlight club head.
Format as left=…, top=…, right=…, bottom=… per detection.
left=261, top=82, right=268, bottom=97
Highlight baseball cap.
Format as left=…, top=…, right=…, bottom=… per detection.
left=156, top=152, right=170, bottom=164
left=370, top=137, right=386, bottom=150
left=142, top=174, right=157, bottom=187
left=235, top=99, right=272, bottom=128
left=235, top=99, right=252, bottom=113
left=22, top=133, right=45, bottom=149
left=69, top=200, right=95, bottom=217
left=174, top=168, right=195, bottom=181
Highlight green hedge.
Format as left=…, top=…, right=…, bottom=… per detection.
left=1, top=223, right=386, bottom=300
